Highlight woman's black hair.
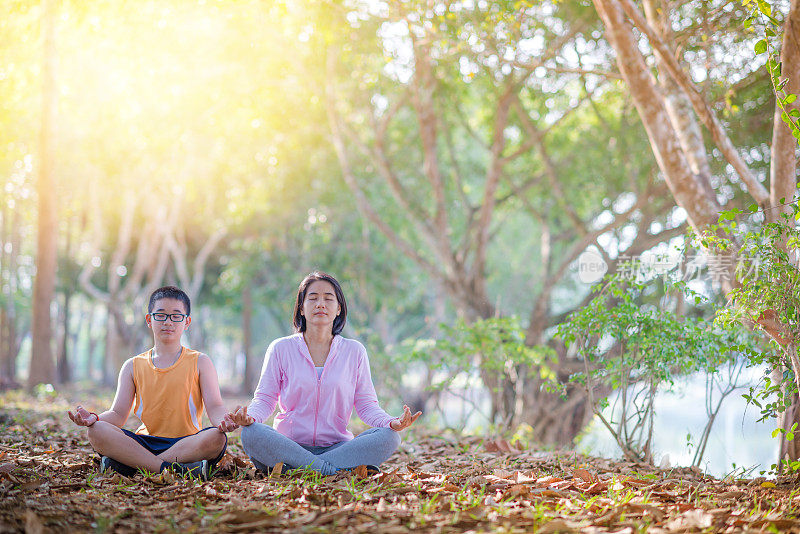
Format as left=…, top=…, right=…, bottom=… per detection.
left=293, top=271, right=347, bottom=335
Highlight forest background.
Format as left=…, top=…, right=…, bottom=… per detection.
left=2, top=0, right=800, bottom=479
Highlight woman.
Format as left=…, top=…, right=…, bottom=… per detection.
left=229, top=271, right=421, bottom=474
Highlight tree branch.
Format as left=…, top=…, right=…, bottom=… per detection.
left=409, top=34, right=450, bottom=246
left=510, top=92, right=586, bottom=233
left=592, top=0, right=722, bottom=229
left=325, top=54, right=446, bottom=284
left=616, top=0, right=770, bottom=206
left=472, top=77, right=518, bottom=288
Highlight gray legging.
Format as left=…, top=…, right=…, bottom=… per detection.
left=240, top=423, right=401, bottom=475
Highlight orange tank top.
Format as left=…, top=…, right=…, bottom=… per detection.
left=131, top=347, right=204, bottom=438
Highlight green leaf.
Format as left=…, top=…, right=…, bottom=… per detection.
left=754, top=39, right=768, bottom=55
left=786, top=94, right=798, bottom=105
left=748, top=203, right=759, bottom=213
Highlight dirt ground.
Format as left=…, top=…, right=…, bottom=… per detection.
left=1, top=388, right=799, bottom=533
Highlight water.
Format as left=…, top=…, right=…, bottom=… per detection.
left=426, top=366, right=779, bottom=478
left=578, top=368, right=778, bottom=478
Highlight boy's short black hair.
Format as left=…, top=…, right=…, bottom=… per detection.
left=293, top=271, right=347, bottom=336
left=148, top=286, right=191, bottom=316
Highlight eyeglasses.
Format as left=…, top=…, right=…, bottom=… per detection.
left=150, top=313, right=187, bottom=322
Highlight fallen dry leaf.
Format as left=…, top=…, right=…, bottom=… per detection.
left=573, top=467, right=595, bottom=484
left=664, top=509, right=714, bottom=530
left=538, top=518, right=580, bottom=533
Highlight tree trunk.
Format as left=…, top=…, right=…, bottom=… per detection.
left=56, top=217, right=73, bottom=384
left=86, top=304, right=102, bottom=382
left=56, top=290, right=72, bottom=384
left=242, top=284, right=256, bottom=394
left=103, top=304, right=136, bottom=386
left=0, top=198, right=20, bottom=387
left=522, top=369, right=609, bottom=447
left=642, top=0, right=716, bottom=203
left=769, top=0, right=800, bottom=222
left=601, top=0, right=800, bottom=461
left=765, top=0, right=800, bottom=325
left=103, top=314, right=118, bottom=386
left=777, top=363, right=800, bottom=465
left=592, top=0, right=721, bottom=230
left=772, top=0, right=800, bottom=463
left=167, top=225, right=227, bottom=349
left=0, top=197, right=6, bottom=384
left=28, top=0, right=58, bottom=389
left=80, top=198, right=173, bottom=384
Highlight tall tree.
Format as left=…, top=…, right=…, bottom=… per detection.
left=590, top=0, right=799, bottom=457
left=764, top=0, right=800, bottom=463
left=0, top=195, right=23, bottom=387
left=324, top=1, right=684, bottom=442
left=79, top=194, right=172, bottom=383
left=28, top=0, right=58, bottom=389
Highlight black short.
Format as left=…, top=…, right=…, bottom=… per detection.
left=120, top=426, right=227, bottom=465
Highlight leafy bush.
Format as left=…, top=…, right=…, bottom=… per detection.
left=402, top=316, right=555, bottom=429
left=704, top=205, right=799, bottom=452
left=557, top=275, right=759, bottom=464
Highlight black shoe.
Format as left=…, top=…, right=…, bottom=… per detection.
left=168, top=460, right=209, bottom=481
left=99, top=456, right=137, bottom=477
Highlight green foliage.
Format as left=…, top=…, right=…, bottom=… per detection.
left=557, top=275, right=758, bottom=463
left=402, top=316, right=555, bottom=424
left=742, top=0, right=800, bottom=140
left=710, top=206, right=800, bottom=339
left=704, top=204, right=799, bottom=424
left=434, top=316, right=552, bottom=375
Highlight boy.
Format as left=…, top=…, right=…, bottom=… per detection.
left=68, top=286, right=237, bottom=479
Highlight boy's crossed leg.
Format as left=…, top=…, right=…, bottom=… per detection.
left=154, top=428, right=227, bottom=463
left=89, top=421, right=227, bottom=475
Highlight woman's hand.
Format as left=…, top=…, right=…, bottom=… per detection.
left=389, top=405, right=421, bottom=431
left=217, top=412, right=239, bottom=433
left=67, top=406, right=99, bottom=427
left=229, top=405, right=255, bottom=427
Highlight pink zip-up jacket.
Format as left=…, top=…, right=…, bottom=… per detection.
left=247, top=333, right=397, bottom=446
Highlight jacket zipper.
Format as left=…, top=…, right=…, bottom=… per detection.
left=309, top=338, right=335, bottom=447
left=313, top=365, right=320, bottom=446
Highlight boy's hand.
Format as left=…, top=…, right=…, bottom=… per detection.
left=229, top=405, right=255, bottom=427
left=218, top=413, right=239, bottom=433
left=67, top=406, right=99, bottom=427
left=389, top=405, right=422, bottom=431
